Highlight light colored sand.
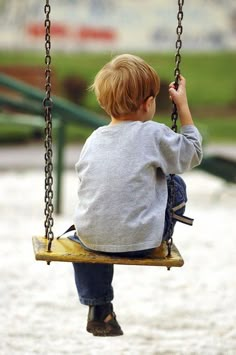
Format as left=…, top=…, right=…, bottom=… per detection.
left=0, top=170, right=235, bottom=355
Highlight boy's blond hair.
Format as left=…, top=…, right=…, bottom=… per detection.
left=91, top=54, right=160, bottom=118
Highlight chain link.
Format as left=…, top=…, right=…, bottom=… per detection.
left=43, top=0, right=54, bottom=253
left=167, top=0, right=184, bottom=263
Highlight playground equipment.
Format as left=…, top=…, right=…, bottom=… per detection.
left=0, top=72, right=107, bottom=213
left=198, top=155, right=236, bottom=184
left=32, top=0, right=186, bottom=269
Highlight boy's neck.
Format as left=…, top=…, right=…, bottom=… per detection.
left=110, top=111, right=148, bottom=125
left=109, top=96, right=155, bottom=125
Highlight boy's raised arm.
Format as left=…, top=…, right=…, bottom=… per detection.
left=168, top=75, right=194, bottom=127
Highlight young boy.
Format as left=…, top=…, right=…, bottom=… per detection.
left=72, top=54, right=203, bottom=336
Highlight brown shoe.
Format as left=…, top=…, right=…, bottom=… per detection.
left=86, top=303, right=123, bottom=337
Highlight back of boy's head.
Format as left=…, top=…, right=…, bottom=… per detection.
left=91, top=54, right=160, bottom=118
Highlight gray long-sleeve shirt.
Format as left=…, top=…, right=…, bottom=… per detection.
left=74, top=120, right=202, bottom=252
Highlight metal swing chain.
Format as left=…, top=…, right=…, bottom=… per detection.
left=167, top=0, right=184, bottom=259
left=43, top=0, right=54, bottom=253
left=171, top=0, right=184, bottom=133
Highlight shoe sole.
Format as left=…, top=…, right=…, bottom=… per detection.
left=87, top=323, right=123, bottom=337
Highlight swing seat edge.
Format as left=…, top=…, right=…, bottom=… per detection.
left=32, top=236, right=184, bottom=267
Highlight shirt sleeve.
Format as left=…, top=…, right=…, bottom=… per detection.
left=156, top=124, right=203, bottom=175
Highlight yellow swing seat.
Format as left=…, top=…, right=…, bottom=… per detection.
left=32, top=236, right=184, bottom=268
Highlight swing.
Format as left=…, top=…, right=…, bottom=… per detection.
left=32, top=0, right=185, bottom=269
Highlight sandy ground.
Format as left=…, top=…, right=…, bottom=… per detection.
left=0, top=166, right=236, bottom=355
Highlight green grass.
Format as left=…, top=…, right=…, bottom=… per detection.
left=0, top=125, right=34, bottom=144
left=201, top=118, right=236, bottom=143
left=0, top=51, right=236, bottom=143
left=0, top=51, right=235, bottom=108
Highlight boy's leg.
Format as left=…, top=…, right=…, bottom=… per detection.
left=163, top=175, right=190, bottom=240
left=72, top=262, right=123, bottom=336
left=170, top=175, right=187, bottom=216
left=72, top=262, right=114, bottom=306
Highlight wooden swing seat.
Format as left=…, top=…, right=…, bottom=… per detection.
left=32, top=236, right=184, bottom=268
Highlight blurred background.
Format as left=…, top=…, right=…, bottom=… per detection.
left=1, top=1, right=236, bottom=355
left=0, top=0, right=235, bottom=145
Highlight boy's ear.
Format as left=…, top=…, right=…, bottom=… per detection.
left=142, top=96, right=154, bottom=112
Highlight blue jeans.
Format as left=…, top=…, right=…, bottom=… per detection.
left=72, top=175, right=187, bottom=306
left=163, top=175, right=187, bottom=240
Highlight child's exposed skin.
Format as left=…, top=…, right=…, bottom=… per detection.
left=110, top=75, right=193, bottom=127
left=169, top=75, right=194, bottom=126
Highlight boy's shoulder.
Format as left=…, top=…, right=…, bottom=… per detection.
left=88, top=120, right=167, bottom=139
left=141, top=120, right=167, bottom=135
left=143, top=120, right=164, bottom=129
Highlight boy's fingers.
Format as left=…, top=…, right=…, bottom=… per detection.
left=170, top=75, right=185, bottom=89
left=168, top=87, right=176, bottom=97
left=169, top=81, right=175, bottom=88
left=178, top=75, right=186, bottom=86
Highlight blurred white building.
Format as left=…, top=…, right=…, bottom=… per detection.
left=0, top=0, right=235, bottom=51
